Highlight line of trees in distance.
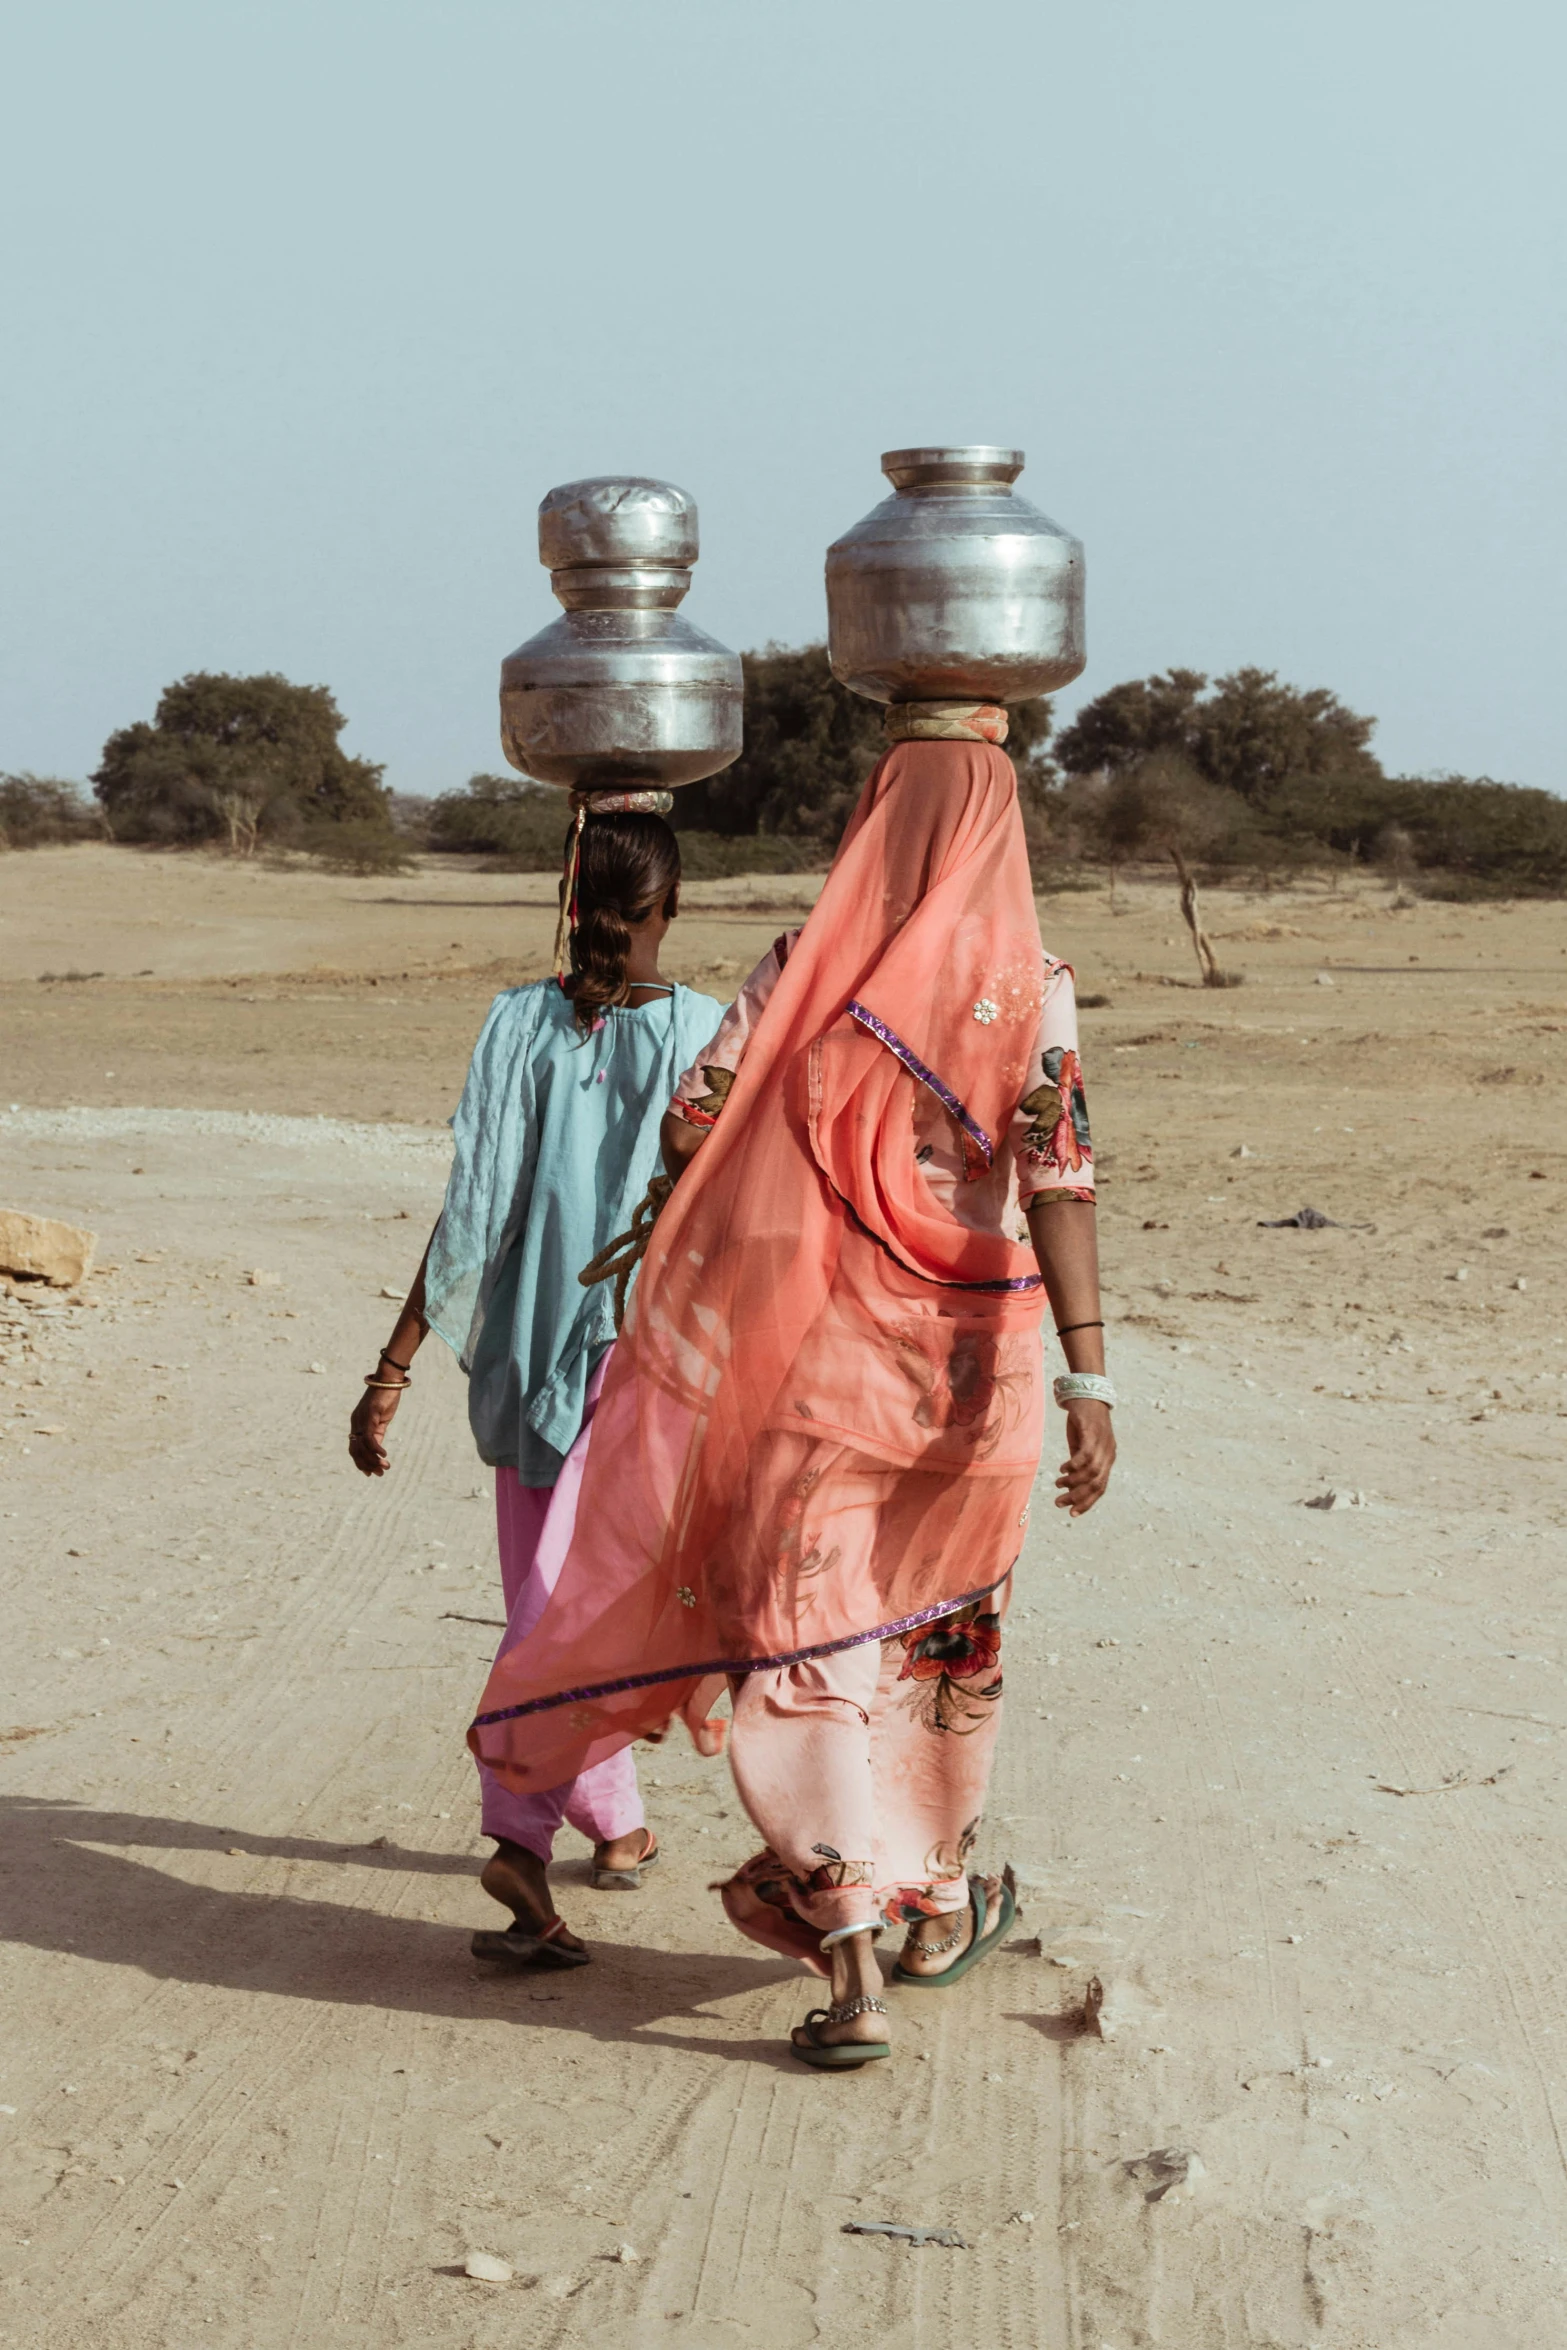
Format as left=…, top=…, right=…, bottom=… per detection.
left=4, top=654, right=1565, bottom=896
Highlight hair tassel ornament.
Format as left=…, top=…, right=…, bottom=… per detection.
left=553, top=787, right=675, bottom=980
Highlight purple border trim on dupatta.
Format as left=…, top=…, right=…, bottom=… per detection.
left=846, top=999, right=993, bottom=1168
left=831, top=1184, right=1043, bottom=1296
left=837, top=999, right=1042, bottom=1295
left=469, top=1569, right=1013, bottom=1729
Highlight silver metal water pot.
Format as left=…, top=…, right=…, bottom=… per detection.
left=825, top=447, right=1085, bottom=705
left=500, top=477, right=744, bottom=788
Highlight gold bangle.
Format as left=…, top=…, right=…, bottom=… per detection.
left=363, top=1374, right=410, bottom=1390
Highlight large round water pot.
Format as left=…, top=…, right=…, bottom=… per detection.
left=826, top=446, right=1085, bottom=705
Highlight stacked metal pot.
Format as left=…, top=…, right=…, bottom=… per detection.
left=499, top=477, right=743, bottom=792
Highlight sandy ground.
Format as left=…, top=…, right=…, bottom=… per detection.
left=2, top=845, right=1566, bottom=2348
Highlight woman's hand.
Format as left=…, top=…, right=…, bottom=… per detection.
left=661, top=1107, right=708, bottom=1181
left=351, top=1233, right=434, bottom=1476
left=349, top=1380, right=406, bottom=1477
left=1054, top=1398, right=1115, bottom=1515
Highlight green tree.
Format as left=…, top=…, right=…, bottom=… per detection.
left=0, top=774, right=94, bottom=848
left=680, top=643, right=1057, bottom=846
left=1274, top=771, right=1567, bottom=894
left=678, top=645, right=883, bottom=843
left=1053, top=667, right=1209, bottom=781
left=427, top=773, right=568, bottom=863
left=1056, top=666, right=1382, bottom=806
left=93, top=672, right=388, bottom=851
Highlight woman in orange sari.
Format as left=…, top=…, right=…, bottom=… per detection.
left=470, top=713, right=1115, bottom=2065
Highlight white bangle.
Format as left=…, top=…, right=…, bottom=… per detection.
left=1054, top=1372, right=1116, bottom=1409
left=819, top=1921, right=884, bottom=1950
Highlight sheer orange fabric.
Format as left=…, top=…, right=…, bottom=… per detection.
left=470, top=740, right=1050, bottom=1793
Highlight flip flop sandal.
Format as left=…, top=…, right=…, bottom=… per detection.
left=592, top=1830, right=660, bottom=1891
left=790, top=1995, right=891, bottom=2070
left=470, top=1915, right=591, bottom=1970
left=890, top=1864, right=1018, bottom=1989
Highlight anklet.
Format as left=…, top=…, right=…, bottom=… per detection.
left=824, top=1994, right=888, bottom=2024
left=912, top=1915, right=967, bottom=1956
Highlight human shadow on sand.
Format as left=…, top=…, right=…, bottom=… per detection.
left=0, top=1795, right=801, bottom=2055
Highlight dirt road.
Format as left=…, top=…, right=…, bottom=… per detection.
left=2, top=851, right=1565, bottom=2346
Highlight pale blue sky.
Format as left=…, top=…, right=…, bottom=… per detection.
left=2, top=0, right=1562, bottom=798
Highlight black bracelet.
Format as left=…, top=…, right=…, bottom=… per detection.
left=1053, top=1320, right=1105, bottom=1339
left=379, top=1347, right=413, bottom=1374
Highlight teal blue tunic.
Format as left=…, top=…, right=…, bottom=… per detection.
left=424, top=979, right=726, bottom=1485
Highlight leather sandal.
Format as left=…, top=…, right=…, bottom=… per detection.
left=470, top=1914, right=591, bottom=1970
left=592, top=1829, right=660, bottom=1891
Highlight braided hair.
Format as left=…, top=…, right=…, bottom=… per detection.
left=562, top=810, right=681, bottom=1033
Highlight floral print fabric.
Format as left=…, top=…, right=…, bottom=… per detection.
left=722, top=1584, right=1009, bottom=1946
left=671, top=932, right=1094, bottom=1220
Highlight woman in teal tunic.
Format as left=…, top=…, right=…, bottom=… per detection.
left=347, top=805, right=726, bottom=1962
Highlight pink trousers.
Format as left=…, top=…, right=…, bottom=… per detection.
left=476, top=1353, right=645, bottom=1864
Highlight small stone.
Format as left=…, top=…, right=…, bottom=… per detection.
left=464, top=2250, right=512, bottom=2283
left=1513, top=1277, right=1527, bottom=1291
left=1315, top=972, right=1336, bottom=987
left=380, top=1285, right=406, bottom=1300
left=246, top=1269, right=281, bottom=1288
left=307, top=1362, right=327, bottom=1375
left=1012, top=2210, right=1036, bottom=2225
left=614, top=2243, right=639, bottom=2264
left=1230, top=1144, right=1255, bottom=1159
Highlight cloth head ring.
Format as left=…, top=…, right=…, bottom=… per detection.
left=569, top=787, right=675, bottom=815
left=883, top=702, right=1009, bottom=745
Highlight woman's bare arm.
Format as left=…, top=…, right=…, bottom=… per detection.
left=1026, top=1198, right=1115, bottom=1516
left=661, top=1109, right=708, bottom=1180
left=347, top=1229, right=434, bottom=1477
